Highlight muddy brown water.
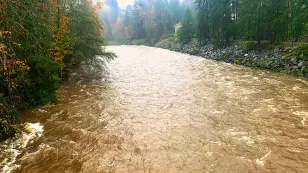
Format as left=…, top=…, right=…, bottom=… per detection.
left=1, top=45, right=308, bottom=173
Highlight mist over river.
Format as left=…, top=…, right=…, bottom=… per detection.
left=1, top=46, right=308, bottom=173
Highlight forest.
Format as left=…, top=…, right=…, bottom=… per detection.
left=0, top=0, right=115, bottom=141
left=102, top=0, right=308, bottom=45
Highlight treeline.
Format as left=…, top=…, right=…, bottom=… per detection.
left=101, top=0, right=192, bottom=45
left=0, top=0, right=115, bottom=141
left=103, top=0, right=307, bottom=45
left=195, top=0, right=308, bottom=44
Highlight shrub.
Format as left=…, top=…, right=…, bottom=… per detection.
left=296, top=44, right=308, bottom=57
left=22, top=56, right=60, bottom=107
left=0, top=99, right=18, bottom=141
left=212, top=38, right=226, bottom=48
left=240, top=41, right=255, bottom=51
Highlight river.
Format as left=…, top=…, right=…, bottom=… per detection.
left=1, top=45, right=308, bottom=172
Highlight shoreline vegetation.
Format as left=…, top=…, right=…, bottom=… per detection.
left=0, top=0, right=116, bottom=141
left=154, top=38, right=308, bottom=77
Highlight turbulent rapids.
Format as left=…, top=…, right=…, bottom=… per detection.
left=1, top=46, right=308, bottom=173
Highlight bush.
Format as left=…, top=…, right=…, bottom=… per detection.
left=212, top=38, right=226, bottom=48
left=0, top=99, right=18, bottom=141
left=22, top=56, right=60, bottom=107
left=240, top=41, right=255, bottom=50
left=296, top=44, right=308, bottom=57
left=167, top=37, right=179, bottom=44
left=0, top=120, right=15, bottom=142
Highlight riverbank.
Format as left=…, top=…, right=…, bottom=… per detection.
left=4, top=46, right=308, bottom=172
left=155, top=39, right=308, bottom=77
left=0, top=62, right=109, bottom=172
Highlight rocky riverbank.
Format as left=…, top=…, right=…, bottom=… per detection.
left=155, top=39, right=308, bottom=77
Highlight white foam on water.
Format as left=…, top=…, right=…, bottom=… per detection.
left=256, top=151, right=272, bottom=166
left=209, top=140, right=222, bottom=146
left=292, top=86, right=300, bottom=91
left=38, top=109, right=48, bottom=113
left=239, top=156, right=252, bottom=162
left=301, top=115, right=307, bottom=126
left=241, top=136, right=255, bottom=145
left=1, top=123, right=44, bottom=173
left=267, top=105, right=278, bottom=112
left=293, top=111, right=308, bottom=126
left=226, top=128, right=255, bottom=145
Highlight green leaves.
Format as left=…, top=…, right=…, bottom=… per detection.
left=0, top=0, right=115, bottom=141
left=23, top=55, right=60, bottom=106
left=65, top=0, right=116, bottom=66
left=0, top=98, right=18, bottom=141
left=196, top=0, right=308, bottom=44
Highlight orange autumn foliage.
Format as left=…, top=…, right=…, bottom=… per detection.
left=49, top=16, right=73, bottom=67
left=0, top=30, right=30, bottom=91
left=92, top=1, right=104, bottom=36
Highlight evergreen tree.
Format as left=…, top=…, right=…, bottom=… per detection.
left=179, top=9, right=195, bottom=43
left=131, top=0, right=146, bottom=39
left=196, top=0, right=210, bottom=42
left=105, top=0, right=307, bottom=45
left=196, top=0, right=308, bottom=44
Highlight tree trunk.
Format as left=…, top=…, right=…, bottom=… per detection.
left=57, top=0, right=61, bottom=29
left=257, top=0, right=262, bottom=44
left=234, top=0, right=238, bottom=40
left=0, top=32, right=11, bottom=95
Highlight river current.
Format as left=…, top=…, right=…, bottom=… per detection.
left=1, top=46, right=308, bottom=172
